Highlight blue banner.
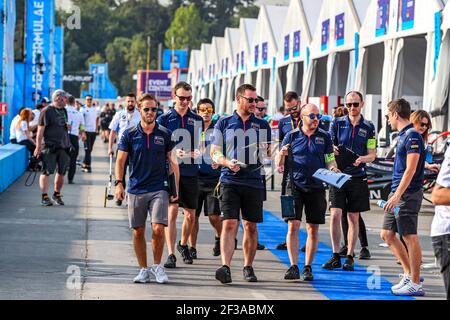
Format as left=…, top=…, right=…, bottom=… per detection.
left=1, top=0, right=17, bottom=143
left=254, top=45, right=259, bottom=67
left=53, top=26, right=64, bottom=90
left=434, top=11, right=441, bottom=79
left=399, top=0, right=415, bottom=31
left=293, top=31, right=301, bottom=58
left=88, top=64, right=118, bottom=99
left=25, top=0, right=54, bottom=108
left=284, top=35, right=290, bottom=61
left=162, top=49, right=188, bottom=70
left=241, top=51, right=245, bottom=71
left=262, top=42, right=268, bottom=65
left=335, top=13, right=345, bottom=47
left=321, top=19, right=330, bottom=51
left=376, top=0, right=390, bottom=37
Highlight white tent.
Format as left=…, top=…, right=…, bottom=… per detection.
left=306, top=0, right=369, bottom=105
left=276, top=0, right=322, bottom=101
left=219, top=27, right=240, bottom=115
left=357, top=0, right=445, bottom=131
left=428, top=0, right=450, bottom=133
left=206, top=37, right=226, bottom=107
left=234, top=18, right=257, bottom=91
left=198, top=43, right=211, bottom=100
left=250, top=5, right=289, bottom=115
left=188, top=50, right=200, bottom=102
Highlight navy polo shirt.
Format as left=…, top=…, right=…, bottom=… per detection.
left=212, top=111, right=272, bottom=189
left=118, top=122, right=175, bottom=195
left=278, top=115, right=301, bottom=147
left=329, top=115, right=376, bottom=177
left=199, top=120, right=221, bottom=182
left=392, top=124, right=425, bottom=193
left=157, top=108, right=204, bottom=177
left=281, top=128, right=334, bottom=189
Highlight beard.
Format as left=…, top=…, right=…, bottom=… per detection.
left=127, top=105, right=135, bottom=111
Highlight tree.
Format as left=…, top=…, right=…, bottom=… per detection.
left=85, top=53, right=105, bottom=69
left=164, top=5, right=209, bottom=50
left=231, top=4, right=260, bottom=27
left=105, top=37, right=132, bottom=93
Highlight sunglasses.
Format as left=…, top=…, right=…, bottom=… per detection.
left=199, top=107, right=214, bottom=113
left=256, top=107, right=267, bottom=112
left=420, top=122, right=429, bottom=128
left=142, top=107, right=158, bottom=113
left=240, top=96, right=259, bottom=104
left=303, top=113, right=322, bottom=120
left=346, top=102, right=360, bottom=108
left=176, top=95, right=192, bottom=102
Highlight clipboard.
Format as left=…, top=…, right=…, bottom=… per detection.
left=335, top=145, right=359, bottom=171
left=312, top=169, right=351, bottom=189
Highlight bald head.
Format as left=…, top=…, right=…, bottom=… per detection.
left=301, top=103, right=319, bottom=116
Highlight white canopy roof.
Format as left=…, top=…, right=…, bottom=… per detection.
left=443, top=0, right=450, bottom=30
left=222, top=28, right=240, bottom=79
left=207, top=37, right=225, bottom=83
left=236, top=18, right=257, bottom=76
left=188, top=50, right=200, bottom=86
left=198, top=43, right=211, bottom=86
left=359, top=0, right=444, bottom=48
left=276, top=0, right=323, bottom=68
left=249, top=5, right=289, bottom=72
left=310, top=0, right=367, bottom=59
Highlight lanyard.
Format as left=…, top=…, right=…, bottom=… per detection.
left=290, top=117, right=300, bottom=130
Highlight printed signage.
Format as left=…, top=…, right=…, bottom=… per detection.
left=376, top=0, right=390, bottom=37
left=293, top=31, right=300, bottom=58
left=138, top=71, right=172, bottom=99
left=321, top=19, right=330, bottom=51
left=335, top=13, right=345, bottom=46
left=399, top=0, right=415, bottom=31
left=254, top=45, right=259, bottom=67
left=262, top=42, right=268, bottom=65
left=284, top=35, right=290, bottom=61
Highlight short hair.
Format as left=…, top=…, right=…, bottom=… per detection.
left=283, top=91, right=299, bottom=102
left=138, top=93, right=157, bottom=105
left=68, top=96, right=76, bottom=104
left=388, top=98, right=411, bottom=120
left=257, top=96, right=264, bottom=102
left=126, top=93, right=136, bottom=99
left=411, top=110, right=432, bottom=140
left=86, top=94, right=92, bottom=99
left=279, top=106, right=285, bottom=113
left=345, top=91, right=364, bottom=102
left=236, top=84, right=256, bottom=97
left=197, top=98, right=215, bottom=110
left=173, top=81, right=192, bottom=93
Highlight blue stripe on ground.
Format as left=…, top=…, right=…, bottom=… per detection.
left=257, top=210, right=414, bottom=300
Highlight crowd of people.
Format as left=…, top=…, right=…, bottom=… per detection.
left=8, top=82, right=449, bottom=299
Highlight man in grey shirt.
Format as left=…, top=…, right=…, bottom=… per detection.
left=34, top=89, right=71, bottom=206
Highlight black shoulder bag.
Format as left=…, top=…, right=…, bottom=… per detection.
left=280, top=141, right=296, bottom=219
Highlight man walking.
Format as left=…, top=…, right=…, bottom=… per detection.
left=431, top=145, right=450, bottom=300
left=157, top=82, right=204, bottom=268
left=115, top=93, right=179, bottom=284
left=34, top=89, right=71, bottom=206
left=276, top=103, right=339, bottom=281
left=66, top=96, right=86, bottom=184
left=108, top=93, right=141, bottom=206
left=381, top=98, right=426, bottom=296
left=278, top=92, right=301, bottom=143
left=323, top=91, right=376, bottom=271
left=81, top=95, right=99, bottom=173
left=211, top=84, right=271, bottom=284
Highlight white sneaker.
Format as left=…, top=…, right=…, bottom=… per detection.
left=133, top=268, right=150, bottom=283
left=149, top=264, right=169, bottom=284
left=391, top=273, right=411, bottom=291
left=392, top=280, right=425, bottom=296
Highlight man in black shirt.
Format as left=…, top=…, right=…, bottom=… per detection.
left=34, top=89, right=71, bottom=206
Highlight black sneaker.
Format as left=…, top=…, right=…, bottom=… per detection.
left=343, top=255, right=355, bottom=271
left=115, top=199, right=122, bottom=206
left=359, top=247, right=371, bottom=260
left=301, top=265, right=314, bottom=281
left=284, top=265, right=300, bottom=280
left=52, top=193, right=64, bottom=206
left=300, top=244, right=306, bottom=252
left=41, top=195, right=53, bottom=206
left=177, top=241, right=193, bottom=264
left=322, top=254, right=342, bottom=270
left=339, top=245, right=348, bottom=257
left=235, top=238, right=238, bottom=250
left=243, top=266, right=257, bottom=282
left=276, top=242, right=287, bottom=250
left=216, top=265, right=232, bottom=284
left=189, top=247, right=197, bottom=259
left=213, top=238, right=221, bottom=257
left=257, top=242, right=265, bottom=250
left=164, top=254, right=176, bottom=268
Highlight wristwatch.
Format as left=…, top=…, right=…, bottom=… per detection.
left=114, top=180, right=123, bottom=186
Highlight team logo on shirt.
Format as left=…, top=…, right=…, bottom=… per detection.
left=315, top=137, right=325, bottom=145
left=358, top=129, right=367, bottom=138
left=187, top=118, right=195, bottom=126
left=251, top=123, right=260, bottom=130
left=409, top=138, right=420, bottom=149
left=154, top=136, right=165, bottom=145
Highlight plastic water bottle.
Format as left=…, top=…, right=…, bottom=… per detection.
left=377, top=200, right=400, bottom=216
left=426, top=144, right=433, bottom=164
